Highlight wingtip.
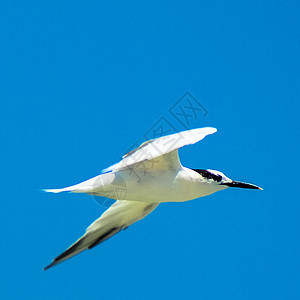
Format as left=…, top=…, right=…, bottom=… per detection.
left=208, top=127, right=217, bottom=134
left=43, top=262, right=55, bottom=271
left=198, top=127, right=217, bottom=134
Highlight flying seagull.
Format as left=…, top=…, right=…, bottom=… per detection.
left=43, top=127, right=262, bottom=270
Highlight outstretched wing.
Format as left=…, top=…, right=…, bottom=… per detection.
left=102, top=127, right=217, bottom=173
left=44, top=200, right=158, bottom=270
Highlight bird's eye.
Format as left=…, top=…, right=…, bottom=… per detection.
left=215, top=174, right=222, bottom=182
left=212, top=173, right=222, bottom=182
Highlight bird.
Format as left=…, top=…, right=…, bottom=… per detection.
left=43, top=127, right=262, bottom=270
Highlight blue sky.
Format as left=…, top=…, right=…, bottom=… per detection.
left=0, top=0, right=299, bottom=299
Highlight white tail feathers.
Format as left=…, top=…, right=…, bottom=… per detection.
left=43, top=188, right=69, bottom=193
left=42, top=182, right=90, bottom=194
left=42, top=173, right=116, bottom=195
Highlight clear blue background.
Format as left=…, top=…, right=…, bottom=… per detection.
left=0, top=1, right=299, bottom=299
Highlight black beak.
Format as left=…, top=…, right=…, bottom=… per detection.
left=221, top=181, right=263, bottom=190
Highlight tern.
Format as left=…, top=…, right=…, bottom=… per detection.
left=44, top=127, right=262, bottom=270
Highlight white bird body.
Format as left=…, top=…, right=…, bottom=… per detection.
left=44, top=127, right=261, bottom=270
left=51, top=167, right=227, bottom=203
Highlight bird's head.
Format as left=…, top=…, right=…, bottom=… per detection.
left=192, top=169, right=263, bottom=190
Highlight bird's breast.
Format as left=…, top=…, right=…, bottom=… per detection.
left=115, top=168, right=213, bottom=203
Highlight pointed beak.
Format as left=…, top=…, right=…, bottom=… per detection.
left=221, top=181, right=263, bottom=190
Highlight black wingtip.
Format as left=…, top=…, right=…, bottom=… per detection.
left=43, top=262, right=56, bottom=271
